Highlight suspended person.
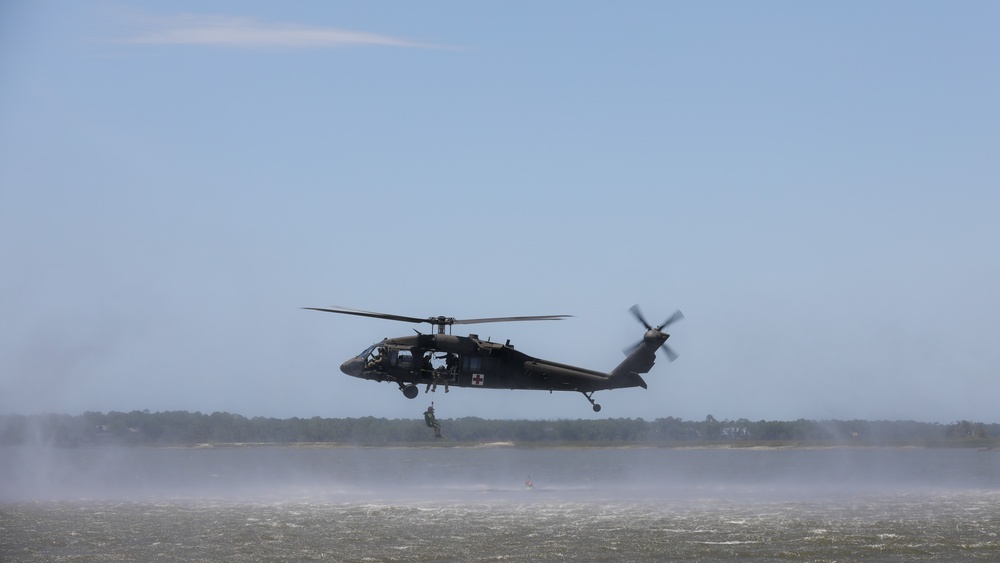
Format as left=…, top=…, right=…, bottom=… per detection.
left=423, top=404, right=442, bottom=439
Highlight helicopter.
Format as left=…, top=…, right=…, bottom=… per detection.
left=304, top=304, right=683, bottom=412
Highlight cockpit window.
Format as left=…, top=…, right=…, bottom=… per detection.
left=358, top=343, right=379, bottom=359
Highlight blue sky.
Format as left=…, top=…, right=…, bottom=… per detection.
left=2, top=2, right=998, bottom=423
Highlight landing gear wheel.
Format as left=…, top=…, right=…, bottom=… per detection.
left=582, top=391, right=601, bottom=412
left=402, top=385, right=419, bottom=399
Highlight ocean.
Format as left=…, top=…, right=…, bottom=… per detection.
left=2, top=445, right=999, bottom=561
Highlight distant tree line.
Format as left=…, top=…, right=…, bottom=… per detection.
left=0, top=411, right=995, bottom=447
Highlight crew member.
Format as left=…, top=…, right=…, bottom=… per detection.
left=423, top=404, right=442, bottom=438
left=367, top=347, right=387, bottom=371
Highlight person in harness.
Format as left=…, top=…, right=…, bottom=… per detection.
left=423, top=404, right=442, bottom=439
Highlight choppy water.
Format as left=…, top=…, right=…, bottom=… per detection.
left=2, top=446, right=999, bottom=561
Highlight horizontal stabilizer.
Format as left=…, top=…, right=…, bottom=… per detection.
left=624, top=372, right=648, bottom=389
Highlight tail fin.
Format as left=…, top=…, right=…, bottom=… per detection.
left=610, top=342, right=658, bottom=379
left=610, top=305, right=683, bottom=380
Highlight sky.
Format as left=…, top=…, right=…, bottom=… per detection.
left=2, top=1, right=998, bottom=423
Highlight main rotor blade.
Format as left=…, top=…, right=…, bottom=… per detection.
left=657, top=310, right=685, bottom=330
left=628, top=304, right=653, bottom=330
left=304, top=307, right=571, bottom=327
left=453, top=315, right=572, bottom=325
left=303, top=306, right=429, bottom=325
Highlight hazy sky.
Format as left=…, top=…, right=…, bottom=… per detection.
left=2, top=2, right=998, bottom=423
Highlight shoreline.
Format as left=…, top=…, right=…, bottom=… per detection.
left=10, top=439, right=997, bottom=450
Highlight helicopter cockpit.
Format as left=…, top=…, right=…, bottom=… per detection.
left=344, top=342, right=460, bottom=380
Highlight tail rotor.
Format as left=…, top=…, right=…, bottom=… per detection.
left=626, top=304, right=684, bottom=361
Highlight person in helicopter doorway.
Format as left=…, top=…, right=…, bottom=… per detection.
left=423, top=404, right=443, bottom=439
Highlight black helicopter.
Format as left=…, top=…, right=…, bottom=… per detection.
left=305, top=305, right=683, bottom=412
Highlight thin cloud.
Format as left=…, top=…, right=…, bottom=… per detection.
left=115, top=14, right=440, bottom=49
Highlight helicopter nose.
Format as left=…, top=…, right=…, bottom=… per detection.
left=340, top=357, right=365, bottom=377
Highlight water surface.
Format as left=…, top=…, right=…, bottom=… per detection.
left=2, top=446, right=999, bottom=561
